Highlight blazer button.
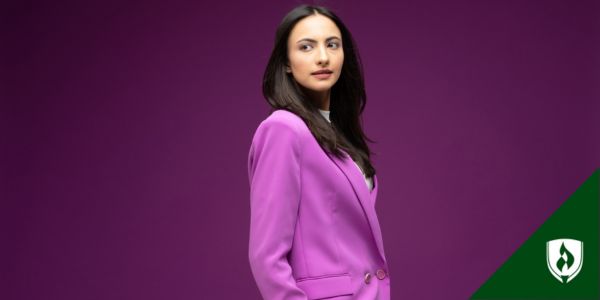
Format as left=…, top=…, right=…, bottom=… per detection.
left=376, top=269, right=387, bottom=280
left=364, top=272, right=372, bottom=284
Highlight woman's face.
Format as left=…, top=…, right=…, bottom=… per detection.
left=286, top=14, right=344, bottom=97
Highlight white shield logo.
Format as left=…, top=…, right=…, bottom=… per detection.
left=546, top=238, right=583, bottom=283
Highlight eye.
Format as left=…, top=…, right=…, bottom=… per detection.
left=329, top=42, right=340, bottom=49
left=300, top=44, right=312, bottom=51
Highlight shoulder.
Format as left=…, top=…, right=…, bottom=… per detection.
left=249, top=110, right=310, bottom=162
left=261, top=109, right=306, bottom=131
left=255, top=109, right=309, bottom=138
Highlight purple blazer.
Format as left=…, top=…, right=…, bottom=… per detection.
left=247, top=109, right=390, bottom=300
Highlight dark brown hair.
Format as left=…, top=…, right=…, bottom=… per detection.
left=262, top=4, right=376, bottom=178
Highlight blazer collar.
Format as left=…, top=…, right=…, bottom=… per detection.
left=326, top=150, right=386, bottom=263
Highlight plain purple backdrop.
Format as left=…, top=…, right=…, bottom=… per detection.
left=3, top=0, right=599, bottom=299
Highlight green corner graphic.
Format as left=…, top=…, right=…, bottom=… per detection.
left=471, top=169, right=599, bottom=299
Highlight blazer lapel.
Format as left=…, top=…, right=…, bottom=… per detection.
left=326, top=150, right=387, bottom=263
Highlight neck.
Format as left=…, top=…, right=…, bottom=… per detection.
left=302, top=87, right=330, bottom=111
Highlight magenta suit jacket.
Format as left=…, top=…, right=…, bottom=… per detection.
left=247, top=109, right=390, bottom=300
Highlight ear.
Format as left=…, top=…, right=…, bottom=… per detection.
left=285, top=64, right=292, bottom=73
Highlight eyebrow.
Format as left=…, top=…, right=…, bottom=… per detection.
left=296, top=36, right=341, bottom=44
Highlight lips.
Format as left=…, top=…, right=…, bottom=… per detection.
left=311, top=69, right=333, bottom=75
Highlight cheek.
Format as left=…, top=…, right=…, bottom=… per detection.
left=294, top=56, right=312, bottom=69
left=288, top=56, right=301, bottom=70
left=336, top=54, right=344, bottom=67
left=293, top=63, right=313, bottom=78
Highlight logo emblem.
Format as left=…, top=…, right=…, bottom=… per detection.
left=546, top=238, right=583, bottom=283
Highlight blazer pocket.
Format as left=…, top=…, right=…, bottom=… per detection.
left=295, top=273, right=354, bottom=299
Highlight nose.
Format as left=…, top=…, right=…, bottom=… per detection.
left=317, top=44, right=329, bottom=66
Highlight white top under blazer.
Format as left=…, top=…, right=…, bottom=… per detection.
left=318, top=109, right=374, bottom=192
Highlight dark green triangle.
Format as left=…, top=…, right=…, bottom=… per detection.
left=471, top=169, right=599, bottom=299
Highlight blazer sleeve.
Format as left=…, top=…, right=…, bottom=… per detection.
left=247, top=119, right=308, bottom=300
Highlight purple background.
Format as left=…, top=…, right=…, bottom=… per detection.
left=4, top=0, right=599, bottom=299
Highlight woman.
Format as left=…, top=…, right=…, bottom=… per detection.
left=247, top=4, right=390, bottom=300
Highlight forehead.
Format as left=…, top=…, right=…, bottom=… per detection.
left=288, top=14, right=341, bottom=43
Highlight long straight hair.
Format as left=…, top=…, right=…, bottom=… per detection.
left=262, top=4, right=376, bottom=178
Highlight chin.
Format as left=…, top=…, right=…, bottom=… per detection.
left=313, top=81, right=337, bottom=88
left=308, top=85, right=333, bottom=92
